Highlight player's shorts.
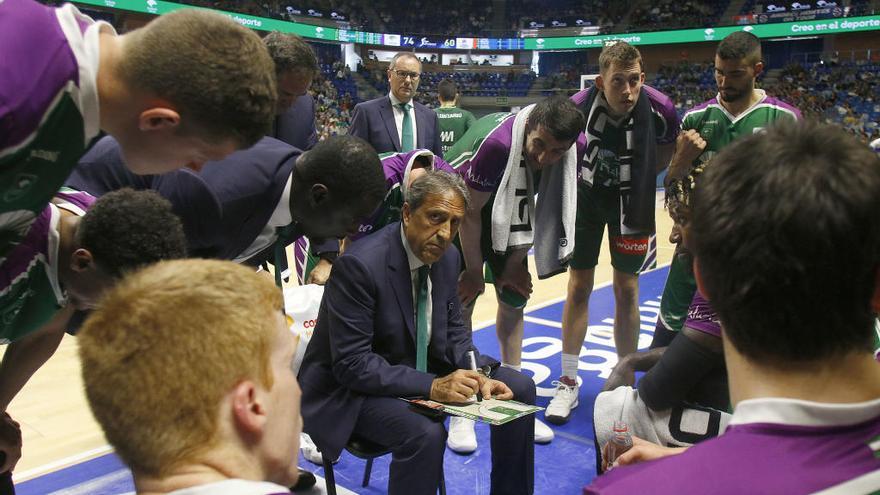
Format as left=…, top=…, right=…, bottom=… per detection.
left=454, top=199, right=530, bottom=310
left=593, top=386, right=730, bottom=468
left=571, top=183, right=652, bottom=274
left=481, top=248, right=529, bottom=309
left=480, top=196, right=531, bottom=309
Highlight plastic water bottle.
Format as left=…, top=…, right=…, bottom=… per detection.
left=606, top=421, right=634, bottom=466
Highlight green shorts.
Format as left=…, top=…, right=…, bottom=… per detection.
left=571, top=183, right=652, bottom=275
left=480, top=238, right=529, bottom=309
left=454, top=199, right=530, bottom=309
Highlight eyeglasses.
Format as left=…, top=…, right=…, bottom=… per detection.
left=390, top=69, right=421, bottom=80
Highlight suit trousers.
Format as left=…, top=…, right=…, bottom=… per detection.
left=352, top=366, right=535, bottom=495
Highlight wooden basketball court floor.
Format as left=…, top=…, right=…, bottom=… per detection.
left=8, top=192, right=677, bottom=488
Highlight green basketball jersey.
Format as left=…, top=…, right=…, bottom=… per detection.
left=680, top=90, right=802, bottom=169
left=658, top=91, right=802, bottom=333
left=435, top=106, right=477, bottom=156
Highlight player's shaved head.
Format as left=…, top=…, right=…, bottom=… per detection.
left=717, top=31, right=762, bottom=65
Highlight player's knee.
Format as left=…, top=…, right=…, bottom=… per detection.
left=567, top=269, right=595, bottom=294
left=497, top=300, right=524, bottom=317
left=613, top=277, right=639, bottom=303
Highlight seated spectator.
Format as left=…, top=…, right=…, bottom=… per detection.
left=585, top=121, right=880, bottom=494
left=79, top=259, right=303, bottom=494
left=311, top=70, right=356, bottom=140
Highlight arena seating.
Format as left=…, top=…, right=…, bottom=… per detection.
left=313, top=61, right=359, bottom=139
left=627, top=0, right=730, bottom=33
left=652, top=59, right=880, bottom=144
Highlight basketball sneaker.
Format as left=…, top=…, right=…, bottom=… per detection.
left=448, top=414, right=554, bottom=452
left=534, top=418, right=555, bottom=444
left=545, top=376, right=579, bottom=425
left=447, top=416, right=478, bottom=454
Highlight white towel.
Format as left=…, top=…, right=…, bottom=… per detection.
left=490, top=104, right=578, bottom=279
left=593, top=386, right=731, bottom=467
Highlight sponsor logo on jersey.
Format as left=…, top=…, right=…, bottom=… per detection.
left=700, top=125, right=715, bottom=138
left=611, top=236, right=649, bottom=255
left=466, top=171, right=495, bottom=188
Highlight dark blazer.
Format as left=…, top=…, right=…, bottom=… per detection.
left=349, top=96, right=443, bottom=157
left=298, top=222, right=497, bottom=458
left=273, top=94, right=318, bottom=151
left=68, top=135, right=300, bottom=263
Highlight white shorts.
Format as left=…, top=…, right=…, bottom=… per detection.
left=593, top=386, right=731, bottom=465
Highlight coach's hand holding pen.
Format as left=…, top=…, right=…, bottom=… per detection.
left=468, top=350, right=484, bottom=402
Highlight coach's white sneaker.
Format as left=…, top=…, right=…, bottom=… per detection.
left=545, top=376, right=579, bottom=425
left=447, top=416, right=477, bottom=454
left=300, top=432, right=338, bottom=464
left=535, top=418, right=555, bottom=444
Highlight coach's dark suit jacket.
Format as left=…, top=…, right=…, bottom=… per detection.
left=67, top=135, right=300, bottom=263
left=298, top=222, right=497, bottom=458
left=274, top=94, right=318, bottom=151
left=349, top=96, right=443, bottom=158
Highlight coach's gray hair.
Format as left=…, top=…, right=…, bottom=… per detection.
left=407, top=170, right=471, bottom=212
left=389, top=52, right=421, bottom=71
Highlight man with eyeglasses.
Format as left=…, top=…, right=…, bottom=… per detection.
left=350, top=52, right=444, bottom=157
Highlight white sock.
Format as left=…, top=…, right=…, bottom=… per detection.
left=500, top=362, right=521, bottom=372
left=561, top=353, right=579, bottom=380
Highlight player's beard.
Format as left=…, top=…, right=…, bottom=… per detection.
left=719, top=87, right=747, bottom=103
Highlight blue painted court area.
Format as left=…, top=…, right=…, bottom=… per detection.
left=16, top=265, right=670, bottom=495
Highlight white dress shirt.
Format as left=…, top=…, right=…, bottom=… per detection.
left=233, top=173, right=293, bottom=263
